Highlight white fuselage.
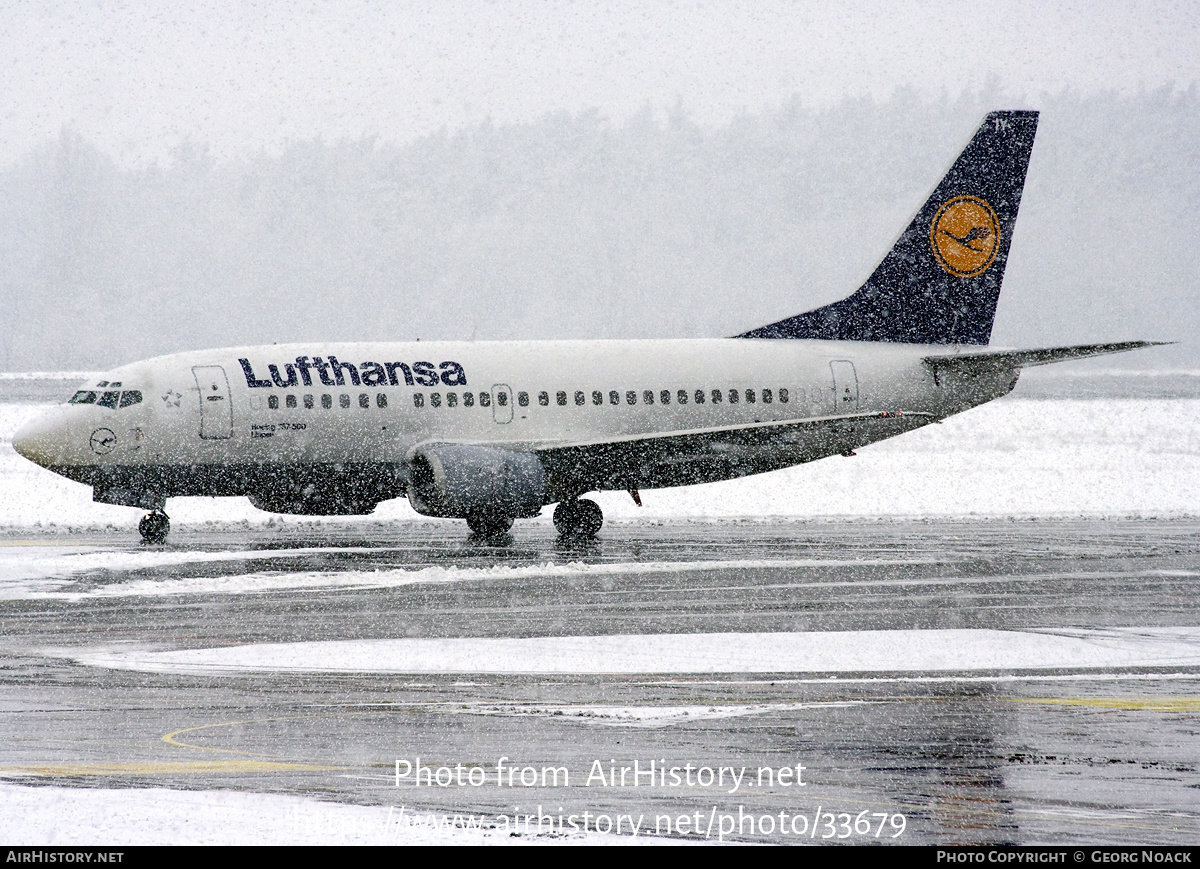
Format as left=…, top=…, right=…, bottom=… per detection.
left=13, top=338, right=1017, bottom=513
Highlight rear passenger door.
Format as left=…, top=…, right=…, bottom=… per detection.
left=830, top=360, right=859, bottom=413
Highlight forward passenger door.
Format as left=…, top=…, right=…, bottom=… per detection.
left=193, top=365, right=233, bottom=439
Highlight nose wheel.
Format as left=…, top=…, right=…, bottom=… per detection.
left=139, top=510, right=170, bottom=544
left=553, top=498, right=603, bottom=538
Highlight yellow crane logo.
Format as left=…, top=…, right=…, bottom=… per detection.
left=930, top=195, right=1000, bottom=277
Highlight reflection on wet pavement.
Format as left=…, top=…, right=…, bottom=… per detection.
left=1, top=518, right=1198, bottom=844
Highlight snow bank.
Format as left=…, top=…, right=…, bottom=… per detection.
left=0, top=782, right=634, bottom=845
left=68, top=626, right=1200, bottom=676
left=2, top=398, right=1198, bottom=529
left=2, top=554, right=927, bottom=601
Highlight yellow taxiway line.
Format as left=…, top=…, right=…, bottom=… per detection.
left=1009, top=697, right=1200, bottom=712
left=0, top=760, right=337, bottom=775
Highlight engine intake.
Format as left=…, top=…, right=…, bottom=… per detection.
left=408, top=444, right=546, bottom=519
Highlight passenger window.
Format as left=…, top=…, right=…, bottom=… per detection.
left=557, top=391, right=567, bottom=406
left=762, top=388, right=773, bottom=403
left=711, top=389, right=722, bottom=404
left=610, top=390, right=619, bottom=405
left=694, top=390, right=705, bottom=404
left=480, top=392, right=491, bottom=407
left=626, top=391, right=636, bottom=405
left=377, top=393, right=387, bottom=409
left=359, top=394, right=370, bottom=409
left=575, top=390, right=585, bottom=406
left=497, top=391, right=508, bottom=407
left=110, top=382, right=121, bottom=388
left=677, top=390, right=688, bottom=404
left=340, top=394, right=351, bottom=409
left=413, top=393, right=424, bottom=408
left=660, top=390, right=670, bottom=405
left=268, top=395, right=279, bottom=410
left=286, top=394, right=297, bottom=409
left=321, top=394, right=332, bottom=409
left=539, top=391, right=549, bottom=406
left=643, top=390, right=654, bottom=405
left=431, top=392, right=442, bottom=408
left=304, top=395, right=314, bottom=409
left=592, top=390, right=603, bottom=406
left=464, top=392, right=474, bottom=407
left=518, top=391, right=529, bottom=407
left=779, top=388, right=789, bottom=403
left=728, top=389, right=739, bottom=404
left=68, top=391, right=98, bottom=405
left=447, top=392, right=458, bottom=407
left=745, top=389, right=755, bottom=404
left=97, top=391, right=120, bottom=409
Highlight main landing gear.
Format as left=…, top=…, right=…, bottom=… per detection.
left=139, top=510, right=170, bottom=544
left=467, top=513, right=514, bottom=538
left=553, top=498, right=603, bottom=539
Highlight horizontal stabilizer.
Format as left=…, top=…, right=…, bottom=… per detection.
left=923, top=341, right=1171, bottom=375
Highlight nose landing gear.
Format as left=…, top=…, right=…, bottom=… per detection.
left=553, top=498, right=603, bottom=538
left=139, top=510, right=170, bottom=544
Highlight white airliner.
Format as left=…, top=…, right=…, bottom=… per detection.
left=12, top=111, right=1162, bottom=542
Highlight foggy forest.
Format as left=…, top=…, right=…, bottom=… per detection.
left=1, top=87, right=1196, bottom=371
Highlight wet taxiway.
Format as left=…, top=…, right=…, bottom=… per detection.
left=1, top=518, right=1199, bottom=844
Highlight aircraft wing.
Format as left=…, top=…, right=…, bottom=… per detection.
left=479, top=410, right=935, bottom=493
left=922, top=340, right=1169, bottom=376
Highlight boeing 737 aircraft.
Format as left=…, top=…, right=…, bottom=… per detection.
left=12, top=111, right=1162, bottom=542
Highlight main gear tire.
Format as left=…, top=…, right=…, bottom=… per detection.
left=553, top=499, right=603, bottom=538
left=467, top=513, right=514, bottom=538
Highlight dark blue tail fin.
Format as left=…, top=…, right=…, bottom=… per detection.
left=738, top=111, right=1038, bottom=345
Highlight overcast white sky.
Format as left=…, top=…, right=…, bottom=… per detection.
left=3, top=0, right=1197, bottom=166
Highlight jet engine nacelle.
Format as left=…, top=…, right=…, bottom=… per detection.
left=407, top=444, right=546, bottom=519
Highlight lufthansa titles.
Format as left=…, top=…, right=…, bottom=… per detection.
left=239, top=356, right=467, bottom=390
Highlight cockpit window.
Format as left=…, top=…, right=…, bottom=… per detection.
left=72, top=389, right=142, bottom=408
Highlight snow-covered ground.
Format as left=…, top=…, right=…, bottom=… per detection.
left=1, top=398, right=1198, bottom=530
left=0, top=550, right=941, bottom=600
left=0, top=783, right=647, bottom=845
left=65, top=627, right=1200, bottom=677
left=3, top=396, right=1198, bottom=846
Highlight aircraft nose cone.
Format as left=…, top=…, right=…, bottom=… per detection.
left=12, top=410, right=69, bottom=468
